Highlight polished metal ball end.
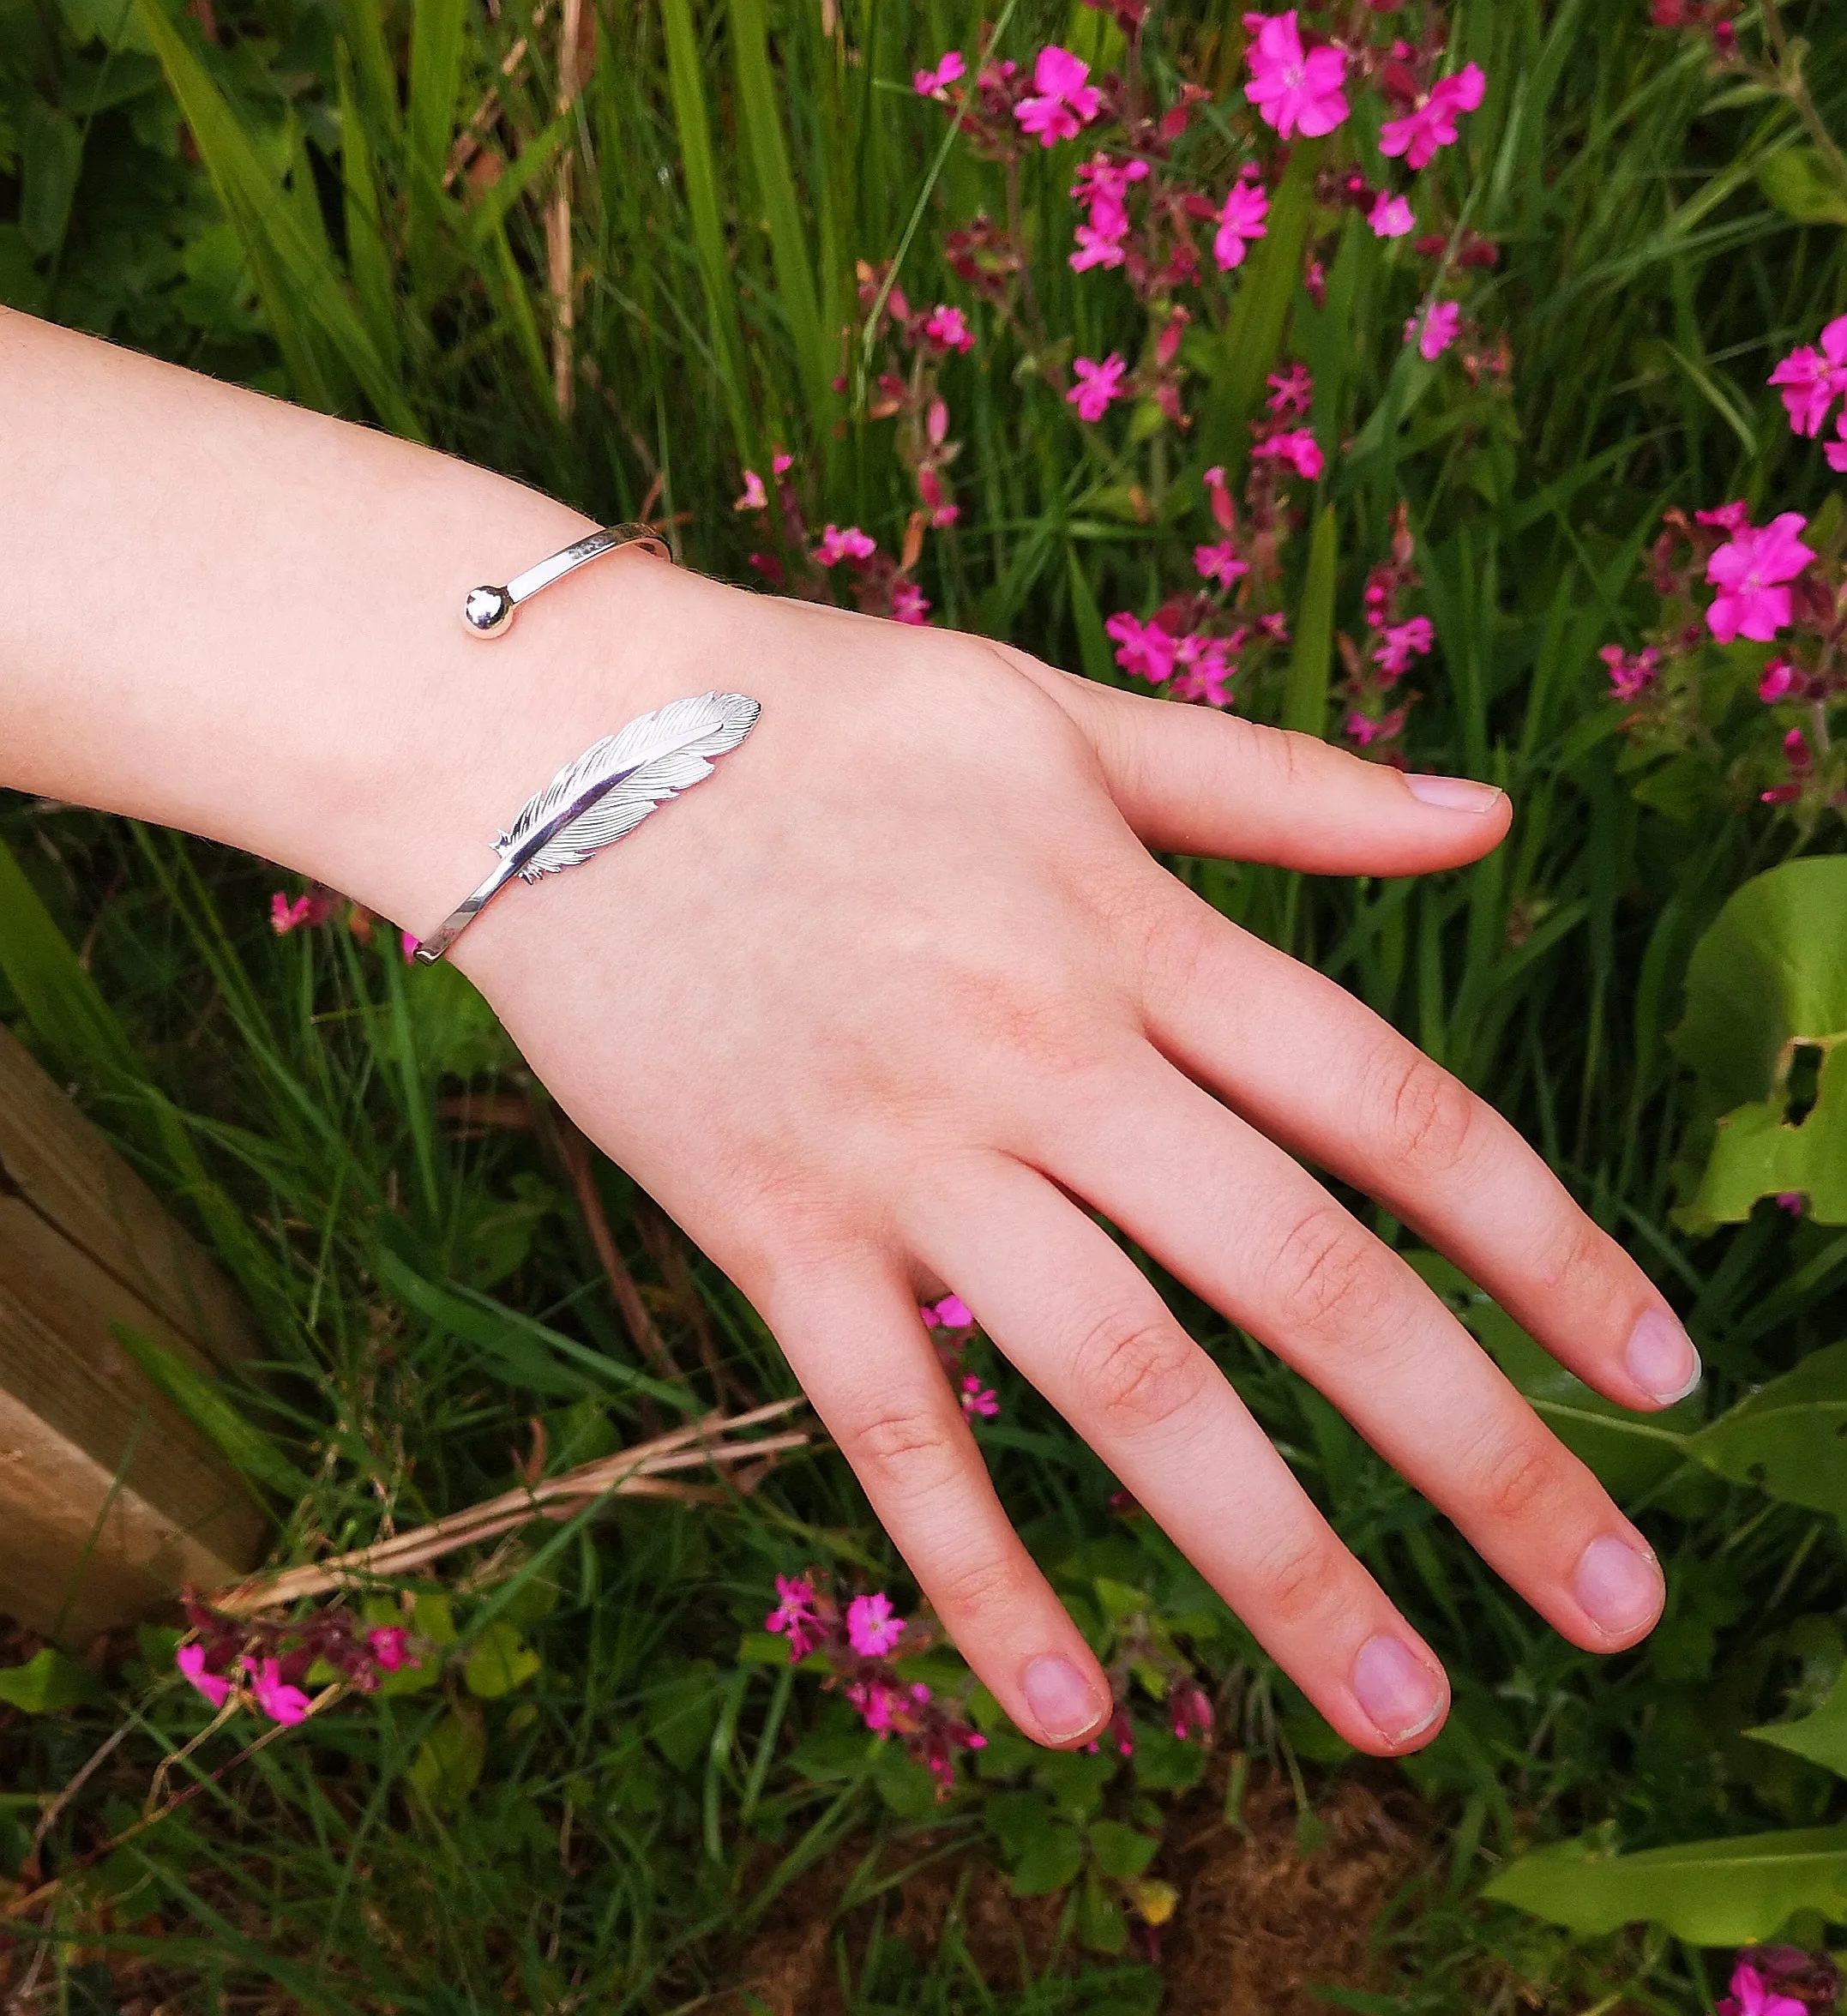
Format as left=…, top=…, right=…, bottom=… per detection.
left=461, top=583, right=514, bottom=637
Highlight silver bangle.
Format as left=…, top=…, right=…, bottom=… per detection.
left=416, top=527, right=759, bottom=965
left=460, top=521, right=669, bottom=638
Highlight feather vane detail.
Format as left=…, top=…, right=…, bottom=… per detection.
left=494, top=691, right=760, bottom=884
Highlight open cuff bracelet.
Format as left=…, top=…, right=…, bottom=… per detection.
left=413, top=526, right=760, bottom=966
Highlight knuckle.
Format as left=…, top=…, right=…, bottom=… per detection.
left=1070, top=1309, right=1210, bottom=1436
left=1532, top=1210, right=1615, bottom=1298
left=1268, top=1205, right=1396, bottom=1341
left=1373, top=1046, right=1477, bottom=1180
left=849, top=1397, right=958, bottom=1478
left=1474, top=1430, right=1568, bottom=1526
left=1251, top=1528, right=1349, bottom=1630
left=929, top=1550, right=1029, bottom=1632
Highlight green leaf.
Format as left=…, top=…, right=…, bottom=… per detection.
left=462, top=1622, right=542, bottom=1700
left=1758, top=147, right=1847, bottom=227
left=1483, top=1824, right=1847, bottom=1941
left=111, top=1322, right=306, bottom=1501
left=0, top=1646, right=105, bottom=1713
left=873, top=1746, right=942, bottom=1820
left=1078, top=1869, right=1130, bottom=1954
left=1282, top=504, right=1337, bottom=737
left=406, top=1705, right=487, bottom=1808
left=1687, top=1339, right=1847, bottom=1519
left=19, top=102, right=82, bottom=257
left=1087, top=1819, right=1158, bottom=1881
left=645, top=1660, right=720, bottom=1770
left=1748, top=1663, right=1847, bottom=1778
left=1010, top=1819, right=1086, bottom=1898
left=1670, top=858, right=1847, bottom=1227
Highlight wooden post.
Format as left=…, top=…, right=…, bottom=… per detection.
left=0, top=1023, right=265, bottom=1639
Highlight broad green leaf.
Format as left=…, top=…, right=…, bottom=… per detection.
left=1687, top=1339, right=1847, bottom=1519
left=1406, top=1255, right=1697, bottom=1495
left=19, top=103, right=81, bottom=256
left=463, top=1622, right=541, bottom=1700
left=1009, top=1819, right=1086, bottom=1898
left=1758, top=147, right=1847, bottom=227
left=1748, top=1663, right=1847, bottom=1778
left=1670, top=858, right=1847, bottom=1227
left=1087, top=1820, right=1158, bottom=1881
left=0, top=1646, right=105, bottom=1713
left=111, top=1321, right=305, bottom=1502
left=1078, top=1868, right=1129, bottom=1953
left=406, top=1705, right=487, bottom=1807
left=645, top=1660, right=720, bottom=1770
left=1483, top=1824, right=1847, bottom=1941
left=873, top=1747, right=942, bottom=1820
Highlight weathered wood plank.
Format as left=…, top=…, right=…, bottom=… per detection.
left=0, top=1023, right=265, bottom=1637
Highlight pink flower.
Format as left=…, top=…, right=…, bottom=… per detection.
left=734, top=469, right=767, bottom=512
left=1696, top=500, right=1753, bottom=533
left=1203, top=464, right=1236, bottom=533
left=1406, top=300, right=1461, bottom=360
left=1373, top=615, right=1434, bottom=679
left=177, top=1642, right=232, bottom=1709
left=1759, top=658, right=1797, bottom=702
left=1069, top=154, right=1148, bottom=269
left=271, top=891, right=333, bottom=936
left=1828, top=410, right=1847, bottom=474
left=914, top=51, right=966, bottom=99
left=1070, top=226, right=1128, bottom=272
left=1104, top=611, right=1179, bottom=683
left=890, top=581, right=931, bottom=625
left=1251, top=427, right=1324, bottom=480
left=1346, top=710, right=1384, bottom=746
left=1768, top=316, right=1847, bottom=436
left=845, top=1591, right=906, bottom=1658
left=1599, top=643, right=1663, bottom=701
left=815, top=523, right=876, bottom=567
left=1068, top=352, right=1128, bottom=422
left=250, top=1657, right=311, bottom=1726
left=367, top=1627, right=417, bottom=1674
left=400, top=930, right=419, bottom=962
left=1776, top=1192, right=1807, bottom=1215
left=1720, top=1962, right=1809, bottom=2016
left=772, top=450, right=793, bottom=475
left=1170, top=634, right=1236, bottom=707
left=922, top=1293, right=974, bottom=1328
left=766, top=1574, right=824, bottom=1659
left=923, top=304, right=974, bottom=355
left=1266, top=364, right=1313, bottom=416
left=1213, top=175, right=1271, bottom=270
left=1169, top=1678, right=1214, bottom=1741
left=1242, top=11, right=1349, bottom=141
left=1369, top=190, right=1415, bottom=238
left=1194, top=540, right=1249, bottom=588
left=1015, top=45, right=1102, bottom=147
left=960, top=1375, right=1000, bottom=1419
left=1705, top=512, right=1815, bottom=644
left=1380, top=63, right=1487, bottom=169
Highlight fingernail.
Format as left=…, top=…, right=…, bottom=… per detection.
left=1021, top=1656, right=1104, bottom=1744
left=1625, top=1309, right=1701, bottom=1405
left=1404, top=773, right=1503, bottom=813
left=1351, top=1634, right=1444, bottom=1743
left=1573, top=1535, right=1664, bottom=1638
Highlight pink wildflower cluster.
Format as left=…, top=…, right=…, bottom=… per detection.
left=272, top=887, right=418, bottom=962
left=921, top=1291, right=1000, bottom=1420
left=176, top=1592, right=418, bottom=1727
left=1649, top=0, right=1739, bottom=59
left=764, top=1570, right=988, bottom=1795
left=916, top=9, right=1489, bottom=445
left=1601, top=503, right=1844, bottom=821
left=733, top=442, right=934, bottom=627
left=1339, top=504, right=1432, bottom=761
left=1105, top=401, right=1323, bottom=711
left=1717, top=1948, right=1840, bottom=2016
left=1083, top=1584, right=1218, bottom=1754
left=1769, top=317, right=1847, bottom=472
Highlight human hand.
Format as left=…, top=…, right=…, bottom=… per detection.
left=404, top=555, right=1694, bottom=1757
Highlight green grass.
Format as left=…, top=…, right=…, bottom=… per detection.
left=3, top=0, right=1847, bottom=2007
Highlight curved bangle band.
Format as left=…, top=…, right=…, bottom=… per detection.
left=460, top=521, right=669, bottom=639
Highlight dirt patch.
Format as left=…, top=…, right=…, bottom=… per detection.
left=730, top=1764, right=1441, bottom=2013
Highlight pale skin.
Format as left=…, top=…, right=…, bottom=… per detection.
left=1, top=306, right=1700, bottom=1754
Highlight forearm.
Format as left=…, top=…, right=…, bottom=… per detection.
left=0, top=308, right=674, bottom=942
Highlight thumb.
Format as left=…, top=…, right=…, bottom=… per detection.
left=997, top=647, right=1511, bottom=876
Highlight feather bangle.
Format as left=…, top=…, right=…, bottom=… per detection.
left=413, top=690, right=761, bottom=965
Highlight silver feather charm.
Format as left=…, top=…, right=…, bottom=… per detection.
left=414, top=691, right=760, bottom=964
